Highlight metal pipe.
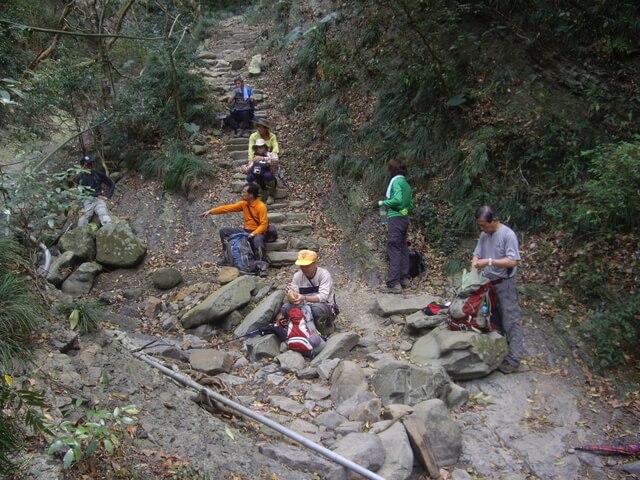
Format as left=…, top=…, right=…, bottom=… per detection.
left=129, top=346, right=386, bottom=480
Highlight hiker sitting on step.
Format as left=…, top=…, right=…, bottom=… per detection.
left=223, top=77, right=255, bottom=137
left=77, top=155, right=115, bottom=227
left=248, top=117, right=279, bottom=164
left=279, top=250, right=338, bottom=336
left=199, top=183, right=268, bottom=262
left=241, top=139, right=278, bottom=205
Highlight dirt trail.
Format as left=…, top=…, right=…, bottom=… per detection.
left=29, top=14, right=639, bottom=480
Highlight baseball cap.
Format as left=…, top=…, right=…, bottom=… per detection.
left=295, top=250, right=317, bottom=266
left=254, top=139, right=267, bottom=147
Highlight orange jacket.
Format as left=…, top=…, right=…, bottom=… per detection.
left=209, top=200, right=268, bottom=236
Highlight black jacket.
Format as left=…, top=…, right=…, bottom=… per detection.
left=79, top=170, right=115, bottom=198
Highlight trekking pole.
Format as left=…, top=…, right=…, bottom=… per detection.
left=217, top=324, right=279, bottom=347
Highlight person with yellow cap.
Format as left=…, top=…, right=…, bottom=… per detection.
left=279, top=250, right=338, bottom=335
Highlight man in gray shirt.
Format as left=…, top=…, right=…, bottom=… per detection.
left=472, top=205, right=524, bottom=374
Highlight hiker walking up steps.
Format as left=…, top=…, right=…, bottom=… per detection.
left=471, top=205, right=525, bottom=374
left=376, top=159, right=414, bottom=294
left=199, top=183, right=268, bottom=262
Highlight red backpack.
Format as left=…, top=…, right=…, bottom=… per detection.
left=286, top=307, right=323, bottom=356
left=447, top=281, right=498, bottom=333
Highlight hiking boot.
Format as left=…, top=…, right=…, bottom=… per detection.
left=400, top=278, right=411, bottom=289
left=379, top=284, right=402, bottom=294
left=265, top=180, right=277, bottom=205
left=498, top=361, right=519, bottom=374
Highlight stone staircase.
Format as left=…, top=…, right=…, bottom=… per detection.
left=196, top=17, right=317, bottom=268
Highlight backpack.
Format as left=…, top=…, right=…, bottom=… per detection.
left=286, top=306, right=325, bottom=357
left=224, top=233, right=267, bottom=275
left=447, top=270, right=498, bottom=333
left=409, top=250, right=426, bottom=278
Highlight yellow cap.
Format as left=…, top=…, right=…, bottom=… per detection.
left=295, top=250, right=317, bottom=266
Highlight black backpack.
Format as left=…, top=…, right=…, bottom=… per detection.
left=409, top=250, right=426, bottom=278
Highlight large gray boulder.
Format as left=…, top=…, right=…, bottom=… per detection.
left=310, top=332, right=360, bottom=366
left=336, top=393, right=382, bottom=423
left=46, top=251, right=78, bottom=287
left=189, top=349, right=233, bottom=375
left=181, top=276, right=256, bottom=329
left=410, top=325, right=507, bottom=380
left=327, top=433, right=385, bottom=480
left=377, top=421, right=414, bottom=480
left=330, top=360, right=368, bottom=405
left=95, top=221, right=146, bottom=267
left=371, top=358, right=451, bottom=406
left=412, top=399, right=462, bottom=466
left=234, top=290, right=285, bottom=337
left=61, top=262, right=102, bottom=296
left=59, top=225, right=96, bottom=262
left=374, top=294, right=439, bottom=317
left=246, top=334, right=281, bottom=361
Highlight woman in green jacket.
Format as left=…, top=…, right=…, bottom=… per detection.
left=377, top=159, right=414, bottom=293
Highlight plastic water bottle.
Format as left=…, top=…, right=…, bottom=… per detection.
left=379, top=205, right=387, bottom=225
left=480, top=303, right=489, bottom=316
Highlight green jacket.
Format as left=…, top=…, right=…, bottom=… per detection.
left=382, top=176, right=414, bottom=218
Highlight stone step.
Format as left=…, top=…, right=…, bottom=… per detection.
left=233, top=159, right=247, bottom=168
left=285, top=212, right=307, bottom=222
left=232, top=172, right=246, bottom=180
left=267, top=202, right=289, bottom=211
left=229, top=182, right=288, bottom=200
left=227, top=143, right=248, bottom=152
left=227, top=138, right=250, bottom=146
left=280, top=224, right=313, bottom=234
left=267, top=212, right=286, bottom=223
left=266, top=251, right=299, bottom=267
left=264, top=240, right=287, bottom=252
left=288, top=237, right=319, bottom=250
left=230, top=151, right=247, bottom=161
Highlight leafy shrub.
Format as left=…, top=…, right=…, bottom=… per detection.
left=108, top=49, right=217, bottom=157
left=580, top=293, right=640, bottom=369
left=53, top=300, right=105, bottom=334
left=571, top=138, right=640, bottom=236
left=562, top=257, right=610, bottom=302
left=0, top=375, right=50, bottom=478
left=48, top=404, right=139, bottom=470
left=0, top=167, right=88, bottom=245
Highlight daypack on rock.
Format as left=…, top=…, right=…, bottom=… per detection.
left=286, top=305, right=325, bottom=357
left=448, top=269, right=498, bottom=333
left=224, top=232, right=267, bottom=275
left=409, top=250, right=426, bottom=278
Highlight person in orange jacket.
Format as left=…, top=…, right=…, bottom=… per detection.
left=199, top=183, right=268, bottom=262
